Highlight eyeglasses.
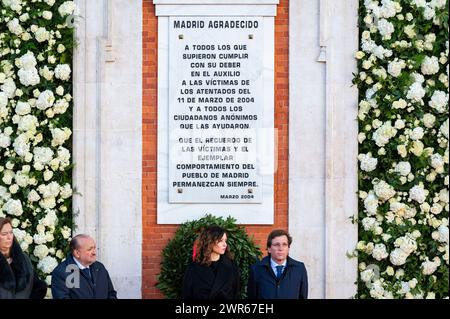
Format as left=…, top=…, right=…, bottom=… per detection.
left=271, top=243, right=289, bottom=248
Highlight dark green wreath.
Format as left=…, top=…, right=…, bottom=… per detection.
left=156, top=214, right=262, bottom=299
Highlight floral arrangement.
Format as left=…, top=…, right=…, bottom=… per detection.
left=354, top=0, right=449, bottom=298
left=0, top=0, right=75, bottom=288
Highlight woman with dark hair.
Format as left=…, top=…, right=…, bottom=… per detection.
left=0, top=217, right=48, bottom=299
left=182, top=225, right=240, bottom=299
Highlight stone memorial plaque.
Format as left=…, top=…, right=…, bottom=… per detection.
left=168, top=16, right=263, bottom=203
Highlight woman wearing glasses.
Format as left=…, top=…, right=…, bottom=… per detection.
left=182, top=225, right=240, bottom=299
left=0, top=217, right=47, bottom=299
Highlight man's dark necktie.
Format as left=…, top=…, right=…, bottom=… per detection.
left=276, top=265, right=283, bottom=279
left=81, top=268, right=94, bottom=284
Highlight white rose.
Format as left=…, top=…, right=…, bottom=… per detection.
left=42, top=11, right=53, bottom=20
left=364, top=191, right=379, bottom=216
left=422, top=113, right=436, bottom=128
left=27, top=189, right=41, bottom=202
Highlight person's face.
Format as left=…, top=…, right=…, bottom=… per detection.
left=268, top=235, right=290, bottom=264
left=73, top=237, right=97, bottom=266
left=0, top=223, right=14, bottom=254
left=212, top=233, right=227, bottom=256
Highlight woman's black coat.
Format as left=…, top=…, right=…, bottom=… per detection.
left=182, top=255, right=240, bottom=299
left=0, top=239, right=47, bottom=299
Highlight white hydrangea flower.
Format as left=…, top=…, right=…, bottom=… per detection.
left=362, top=217, right=378, bottom=231
left=0, top=133, right=11, bottom=149
left=1, top=78, right=17, bottom=98
left=421, top=257, right=441, bottom=275
left=421, top=56, right=440, bottom=75
left=437, top=225, right=449, bottom=244
left=406, top=82, right=426, bottom=103
left=58, top=1, right=76, bottom=16
left=39, top=66, right=54, bottom=81
left=55, top=64, right=71, bottom=81
left=57, top=146, right=71, bottom=169
left=12, top=133, right=30, bottom=157
left=372, top=243, right=389, bottom=261
left=409, top=184, right=428, bottom=203
left=372, top=121, right=397, bottom=147
left=422, top=113, right=436, bottom=128
left=17, top=114, right=38, bottom=133
left=40, top=210, right=58, bottom=228
left=387, top=59, right=405, bottom=77
left=60, top=183, right=72, bottom=199
left=358, top=153, right=378, bottom=172
left=50, top=127, right=72, bottom=147
left=440, top=119, right=449, bottom=139
left=430, top=0, right=447, bottom=9
left=360, top=268, right=375, bottom=283
left=364, top=191, right=379, bottom=215
left=374, top=180, right=396, bottom=201
left=2, top=198, right=23, bottom=216
left=439, top=189, right=449, bottom=203
left=18, top=68, right=40, bottom=87
left=27, top=189, right=41, bottom=202
left=380, top=0, right=398, bottom=18
left=15, top=101, right=31, bottom=116
left=37, top=256, right=58, bottom=274
left=412, top=0, right=427, bottom=8
left=33, top=147, right=54, bottom=170
left=7, top=18, right=23, bottom=35
left=378, top=19, right=395, bottom=39
left=53, top=98, right=69, bottom=114
left=61, top=226, right=71, bottom=239
left=36, top=90, right=55, bottom=110
left=423, top=6, right=436, bottom=20
left=395, top=161, right=411, bottom=176
left=429, top=90, right=448, bottom=113
left=430, top=153, right=445, bottom=172
left=409, top=127, right=425, bottom=140
left=34, top=244, right=49, bottom=259
left=34, top=27, right=50, bottom=43
left=0, top=92, right=8, bottom=109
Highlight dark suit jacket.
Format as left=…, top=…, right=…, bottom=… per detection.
left=51, top=254, right=117, bottom=299
left=182, top=255, right=240, bottom=299
left=247, top=255, right=308, bottom=299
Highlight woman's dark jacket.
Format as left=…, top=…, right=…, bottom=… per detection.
left=182, top=255, right=240, bottom=299
left=0, top=239, right=47, bottom=299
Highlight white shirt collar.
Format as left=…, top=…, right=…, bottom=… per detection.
left=270, top=257, right=286, bottom=276
left=73, top=256, right=88, bottom=270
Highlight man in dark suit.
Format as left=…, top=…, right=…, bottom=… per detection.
left=247, top=229, right=308, bottom=299
left=51, top=234, right=117, bottom=299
